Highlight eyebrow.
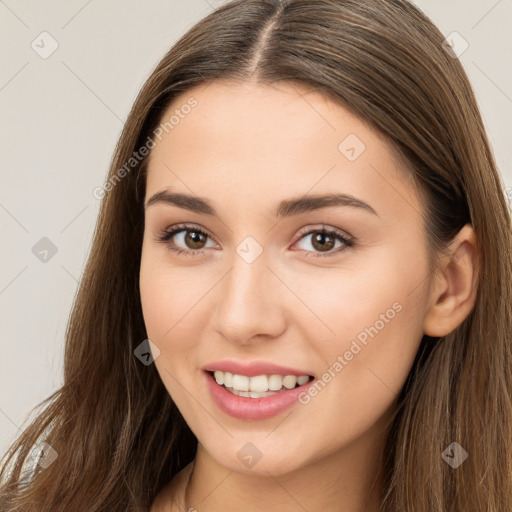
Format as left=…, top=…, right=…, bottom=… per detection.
left=144, top=189, right=379, bottom=218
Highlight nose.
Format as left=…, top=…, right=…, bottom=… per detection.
left=211, top=248, right=287, bottom=345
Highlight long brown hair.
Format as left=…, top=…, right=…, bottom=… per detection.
left=1, top=1, right=511, bottom=510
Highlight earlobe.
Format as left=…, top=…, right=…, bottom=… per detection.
left=423, top=224, right=479, bottom=337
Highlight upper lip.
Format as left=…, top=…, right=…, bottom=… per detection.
left=203, top=360, right=314, bottom=377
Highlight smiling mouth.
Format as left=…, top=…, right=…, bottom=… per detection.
left=208, top=370, right=314, bottom=398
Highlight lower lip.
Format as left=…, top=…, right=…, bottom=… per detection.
left=204, top=371, right=314, bottom=420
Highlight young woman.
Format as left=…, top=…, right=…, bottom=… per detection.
left=1, top=0, right=511, bottom=510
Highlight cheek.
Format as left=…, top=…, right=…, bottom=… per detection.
left=139, top=255, right=203, bottom=405
left=139, top=252, right=169, bottom=339
left=139, top=245, right=206, bottom=339
left=288, top=248, right=426, bottom=346
left=290, top=288, right=424, bottom=457
left=292, top=243, right=428, bottom=399
left=139, top=250, right=216, bottom=401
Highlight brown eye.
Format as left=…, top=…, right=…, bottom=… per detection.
left=293, top=226, right=354, bottom=258
left=156, top=224, right=354, bottom=258
left=310, top=232, right=336, bottom=252
left=184, top=230, right=207, bottom=249
left=156, top=224, right=217, bottom=255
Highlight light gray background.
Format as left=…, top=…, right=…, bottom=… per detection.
left=1, top=0, right=511, bottom=456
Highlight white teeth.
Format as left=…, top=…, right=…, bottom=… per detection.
left=223, top=371, right=233, bottom=388
left=268, top=374, right=283, bottom=391
left=230, top=389, right=277, bottom=398
left=282, top=375, right=297, bottom=389
left=249, top=375, right=268, bottom=393
left=211, top=370, right=311, bottom=393
left=213, top=371, right=224, bottom=385
left=232, top=374, right=249, bottom=391
left=297, top=375, right=309, bottom=385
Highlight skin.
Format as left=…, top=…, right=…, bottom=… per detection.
left=141, top=80, right=479, bottom=512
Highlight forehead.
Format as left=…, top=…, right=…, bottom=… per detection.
left=145, top=80, right=421, bottom=224
left=149, top=79, right=404, bottom=164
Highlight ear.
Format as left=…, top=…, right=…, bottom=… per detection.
left=423, top=224, right=479, bottom=337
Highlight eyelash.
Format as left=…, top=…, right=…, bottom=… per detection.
left=155, top=223, right=355, bottom=258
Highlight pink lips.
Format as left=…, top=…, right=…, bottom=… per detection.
left=202, top=360, right=315, bottom=421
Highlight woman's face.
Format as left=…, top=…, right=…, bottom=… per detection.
left=140, top=80, right=431, bottom=476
